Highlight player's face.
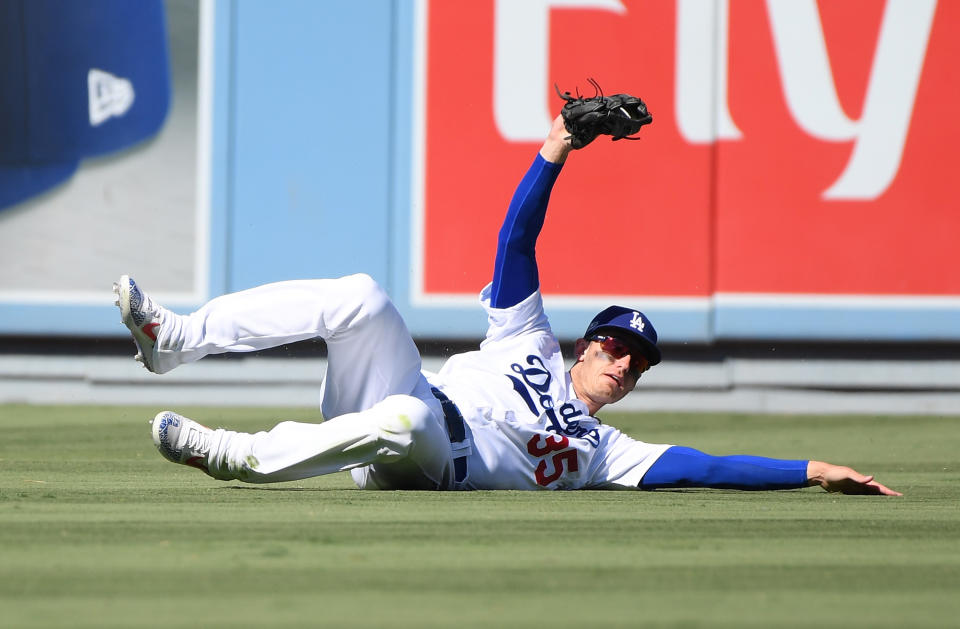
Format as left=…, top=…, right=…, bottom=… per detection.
left=589, top=335, right=650, bottom=377
left=574, top=335, right=650, bottom=407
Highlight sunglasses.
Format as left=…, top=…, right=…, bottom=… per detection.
left=588, top=335, right=650, bottom=377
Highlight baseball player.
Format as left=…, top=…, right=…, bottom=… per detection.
left=115, top=95, right=899, bottom=496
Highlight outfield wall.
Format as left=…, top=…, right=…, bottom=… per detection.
left=3, top=352, right=959, bottom=414
left=0, top=0, right=957, bottom=345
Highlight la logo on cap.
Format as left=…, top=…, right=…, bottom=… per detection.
left=629, top=312, right=645, bottom=332
left=88, top=68, right=135, bottom=127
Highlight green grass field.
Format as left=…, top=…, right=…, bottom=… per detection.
left=1, top=405, right=958, bottom=628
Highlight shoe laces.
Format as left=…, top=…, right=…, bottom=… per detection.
left=129, top=281, right=162, bottom=327
left=139, top=291, right=162, bottom=319
left=144, top=295, right=158, bottom=316
left=182, top=424, right=212, bottom=455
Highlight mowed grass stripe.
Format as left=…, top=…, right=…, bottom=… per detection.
left=1, top=405, right=958, bottom=628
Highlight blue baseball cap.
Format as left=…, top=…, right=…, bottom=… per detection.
left=0, top=0, right=170, bottom=210
left=583, top=305, right=662, bottom=366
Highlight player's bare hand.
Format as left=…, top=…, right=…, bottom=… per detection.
left=540, top=115, right=573, bottom=164
left=806, top=460, right=902, bottom=496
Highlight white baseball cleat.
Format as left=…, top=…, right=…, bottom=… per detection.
left=113, top=274, right=165, bottom=373
left=151, top=411, right=213, bottom=473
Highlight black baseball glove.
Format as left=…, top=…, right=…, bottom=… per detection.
left=556, top=79, right=652, bottom=149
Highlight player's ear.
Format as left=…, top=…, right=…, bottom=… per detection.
left=574, top=338, right=589, bottom=361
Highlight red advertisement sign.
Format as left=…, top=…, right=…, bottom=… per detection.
left=419, top=0, right=958, bottom=299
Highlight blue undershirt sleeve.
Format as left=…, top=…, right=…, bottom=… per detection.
left=640, top=446, right=809, bottom=491
left=489, top=154, right=564, bottom=309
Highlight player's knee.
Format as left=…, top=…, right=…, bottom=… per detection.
left=345, top=272, right=387, bottom=303
left=335, top=273, right=392, bottom=321
left=375, top=395, right=434, bottom=442
left=368, top=394, right=448, bottom=461
left=365, top=395, right=450, bottom=490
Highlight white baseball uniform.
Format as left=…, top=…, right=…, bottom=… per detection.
left=427, top=284, right=670, bottom=490
left=150, top=273, right=670, bottom=490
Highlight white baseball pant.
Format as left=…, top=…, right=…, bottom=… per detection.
left=153, top=274, right=455, bottom=489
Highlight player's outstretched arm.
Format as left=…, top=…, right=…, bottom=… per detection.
left=639, top=447, right=901, bottom=495
left=806, top=460, right=902, bottom=495
left=489, top=114, right=571, bottom=309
